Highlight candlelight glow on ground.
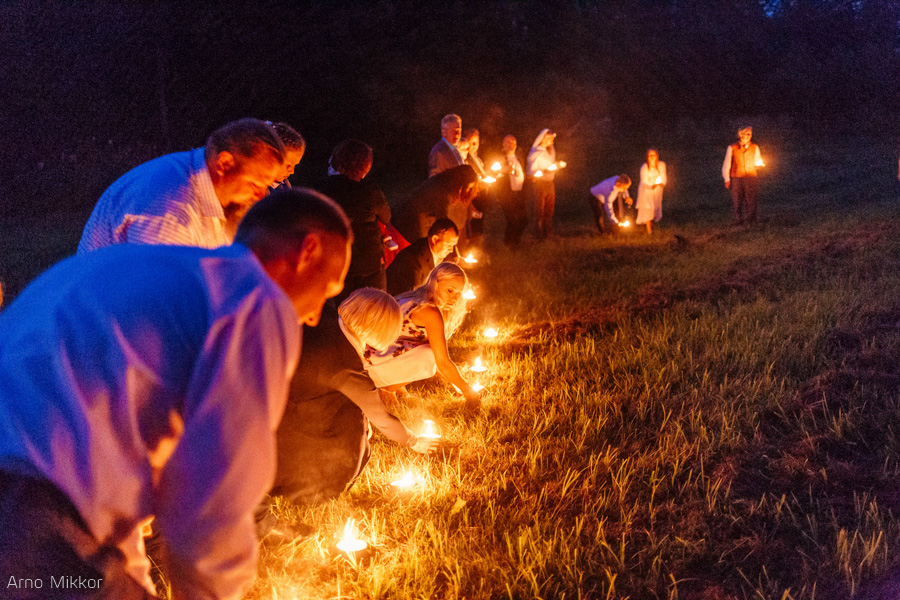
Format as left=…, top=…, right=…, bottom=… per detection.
left=470, top=357, right=487, bottom=372
left=420, top=419, right=440, bottom=439
left=336, top=518, right=367, bottom=553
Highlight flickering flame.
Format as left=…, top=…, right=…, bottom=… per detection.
left=471, top=381, right=484, bottom=392
left=534, top=170, right=544, bottom=178
left=483, top=327, right=499, bottom=338
left=463, top=288, right=476, bottom=300
left=623, top=220, right=631, bottom=227
left=491, top=162, right=502, bottom=171
left=654, top=176, right=663, bottom=185
left=547, top=163, right=558, bottom=171
left=755, top=158, right=765, bottom=167
left=482, top=176, right=496, bottom=184
left=421, top=419, right=441, bottom=439
left=463, top=253, right=477, bottom=264
left=558, top=161, right=567, bottom=168
left=470, top=357, right=487, bottom=372
left=336, top=519, right=367, bottom=553
left=391, top=471, right=416, bottom=489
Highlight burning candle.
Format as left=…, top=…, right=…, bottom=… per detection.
left=336, top=518, right=367, bottom=553
left=463, top=253, right=477, bottom=264
left=755, top=157, right=765, bottom=167
left=623, top=220, right=631, bottom=227
left=390, top=471, right=416, bottom=489
left=491, top=162, right=501, bottom=171
left=471, top=381, right=484, bottom=392
left=547, top=163, right=558, bottom=172
left=470, top=356, right=487, bottom=372
left=482, top=175, right=497, bottom=184
left=421, top=419, right=441, bottom=439
left=654, top=176, right=663, bottom=185
left=463, top=288, right=476, bottom=300
left=558, top=161, right=567, bottom=168
left=534, top=170, right=543, bottom=178
left=483, top=327, right=499, bottom=339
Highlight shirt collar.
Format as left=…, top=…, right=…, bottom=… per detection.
left=192, top=148, right=226, bottom=219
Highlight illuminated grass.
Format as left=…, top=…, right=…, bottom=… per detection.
left=245, top=196, right=900, bottom=600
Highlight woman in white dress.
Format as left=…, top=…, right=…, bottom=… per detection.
left=636, top=149, right=667, bottom=234
left=364, top=262, right=482, bottom=407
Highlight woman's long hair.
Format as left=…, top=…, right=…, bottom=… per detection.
left=396, top=261, right=468, bottom=337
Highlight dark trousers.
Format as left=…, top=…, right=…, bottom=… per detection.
left=730, top=177, right=759, bottom=224
left=0, top=471, right=153, bottom=599
left=498, top=186, right=527, bottom=247
left=532, top=179, right=556, bottom=239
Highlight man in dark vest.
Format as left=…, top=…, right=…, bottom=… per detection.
left=386, top=218, right=458, bottom=296
left=722, top=125, right=764, bottom=225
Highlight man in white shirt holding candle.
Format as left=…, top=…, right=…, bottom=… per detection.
left=722, top=125, right=764, bottom=225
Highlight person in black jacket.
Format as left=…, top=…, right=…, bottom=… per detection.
left=386, top=218, right=459, bottom=296
left=271, top=288, right=438, bottom=508
left=391, top=164, right=477, bottom=245
left=316, top=139, right=392, bottom=302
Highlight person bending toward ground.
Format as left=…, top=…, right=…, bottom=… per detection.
left=271, top=288, right=439, bottom=508
left=366, top=262, right=482, bottom=408
left=590, top=174, right=633, bottom=233
left=316, top=139, right=392, bottom=301
left=0, top=189, right=351, bottom=600
left=392, top=164, right=478, bottom=246
left=268, top=121, right=306, bottom=191
left=78, top=118, right=285, bottom=253
left=386, top=218, right=459, bottom=296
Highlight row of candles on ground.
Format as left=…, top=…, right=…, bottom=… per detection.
left=474, top=160, right=568, bottom=185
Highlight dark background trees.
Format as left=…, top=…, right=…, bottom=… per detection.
left=0, top=0, right=897, bottom=219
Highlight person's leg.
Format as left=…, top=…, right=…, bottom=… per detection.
left=533, top=184, right=546, bottom=238
left=588, top=194, right=605, bottom=233
left=730, top=179, right=744, bottom=224
left=746, top=177, right=759, bottom=223
left=0, top=471, right=153, bottom=599
left=541, top=183, right=556, bottom=238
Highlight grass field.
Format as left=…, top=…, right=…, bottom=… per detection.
left=3, top=139, right=900, bottom=599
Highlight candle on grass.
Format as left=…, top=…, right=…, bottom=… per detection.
left=390, top=471, right=416, bottom=489
left=336, top=518, right=367, bottom=553
left=463, top=288, right=476, bottom=300
left=483, top=327, right=499, bottom=339
left=470, top=356, right=487, bottom=372
left=421, top=419, right=441, bottom=439
left=463, top=253, right=477, bottom=264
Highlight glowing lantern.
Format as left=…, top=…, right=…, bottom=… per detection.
left=391, top=471, right=416, bottom=489
left=470, top=357, right=487, bottom=373
left=491, top=162, right=502, bottom=171
left=336, top=519, right=367, bottom=553
left=421, top=419, right=441, bottom=439
left=483, top=327, right=499, bottom=339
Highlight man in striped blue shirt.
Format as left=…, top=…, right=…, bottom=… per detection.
left=78, top=118, right=285, bottom=253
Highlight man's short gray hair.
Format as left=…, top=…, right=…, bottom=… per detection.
left=441, top=114, right=462, bottom=128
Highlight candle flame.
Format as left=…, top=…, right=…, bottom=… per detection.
left=755, top=158, right=765, bottom=167
left=470, top=356, right=487, bottom=372
left=481, top=176, right=496, bottom=184
left=547, top=163, right=558, bottom=171
left=491, top=162, right=501, bottom=171
left=463, top=253, right=477, bottom=264
left=421, top=419, right=441, bottom=439
left=471, top=381, right=484, bottom=392
left=336, top=518, right=367, bottom=553
left=483, top=327, right=499, bottom=338
left=463, top=288, right=476, bottom=300
left=534, top=170, right=543, bottom=178
left=654, top=176, right=663, bottom=185
left=623, top=220, right=631, bottom=227
left=391, top=471, right=416, bottom=489
left=558, top=161, right=567, bottom=168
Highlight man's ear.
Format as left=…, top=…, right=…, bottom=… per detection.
left=293, top=233, right=323, bottom=273
left=214, top=151, right=236, bottom=177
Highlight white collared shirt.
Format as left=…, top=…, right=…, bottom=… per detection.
left=78, top=148, right=230, bottom=253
